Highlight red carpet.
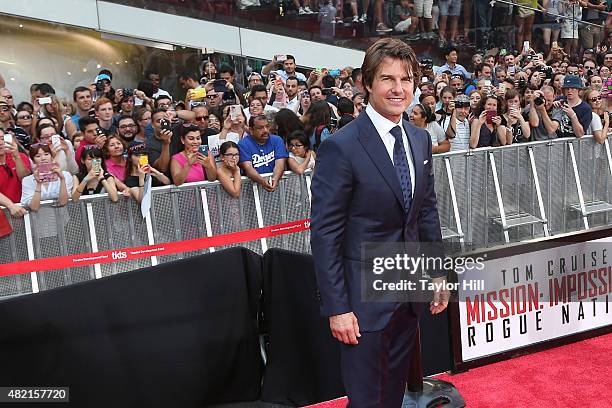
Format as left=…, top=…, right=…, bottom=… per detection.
left=304, top=332, right=612, bottom=408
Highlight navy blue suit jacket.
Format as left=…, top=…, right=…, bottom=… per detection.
left=310, top=111, right=444, bottom=332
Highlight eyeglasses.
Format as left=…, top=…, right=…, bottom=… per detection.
left=30, top=142, right=48, bottom=150
left=205, top=94, right=219, bottom=99
left=0, top=106, right=9, bottom=112
left=17, top=114, right=32, bottom=120
left=195, top=115, right=209, bottom=121
left=222, top=153, right=239, bottom=158
left=590, top=96, right=602, bottom=102
left=289, top=143, right=304, bottom=148
left=4, top=95, right=13, bottom=99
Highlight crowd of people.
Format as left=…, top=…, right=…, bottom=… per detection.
left=0, top=38, right=611, bottom=221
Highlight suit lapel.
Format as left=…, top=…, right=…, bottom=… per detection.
left=403, top=119, right=423, bottom=222
left=356, top=113, right=405, bottom=209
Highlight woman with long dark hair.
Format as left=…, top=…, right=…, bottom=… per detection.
left=123, top=143, right=170, bottom=202
left=303, top=100, right=331, bottom=151
left=71, top=146, right=119, bottom=202
left=275, top=108, right=304, bottom=141
left=470, top=94, right=511, bottom=148
left=409, top=103, right=450, bottom=153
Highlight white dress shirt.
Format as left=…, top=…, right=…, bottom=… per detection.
left=365, top=104, right=415, bottom=196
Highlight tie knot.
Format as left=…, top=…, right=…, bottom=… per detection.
left=390, top=126, right=403, bottom=141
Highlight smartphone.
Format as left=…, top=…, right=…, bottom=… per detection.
left=51, top=134, right=62, bottom=148
left=523, top=40, right=530, bottom=53
left=267, top=176, right=273, bottom=186
left=276, top=54, right=287, bottom=62
left=229, top=105, right=241, bottom=121
left=3, top=133, right=13, bottom=145
left=92, top=158, right=102, bottom=174
left=213, top=79, right=228, bottom=93
left=38, top=163, right=58, bottom=183
left=484, top=80, right=492, bottom=87
left=552, top=41, right=558, bottom=49
left=198, top=144, right=209, bottom=156
left=499, top=83, right=506, bottom=93
left=38, top=97, right=52, bottom=105
left=328, top=69, right=341, bottom=77
left=139, top=154, right=149, bottom=167
left=421, top=76, right=429, bottom=84
left=486, top=110, right=496, bottom=124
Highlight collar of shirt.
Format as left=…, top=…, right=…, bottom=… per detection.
left=366, top=104, right=403, bottom=138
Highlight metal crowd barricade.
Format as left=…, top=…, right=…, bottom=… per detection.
left=2, top=135, right=612, bottom=298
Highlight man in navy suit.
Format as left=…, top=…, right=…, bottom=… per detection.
left=311, top=38, right=450, bottom=407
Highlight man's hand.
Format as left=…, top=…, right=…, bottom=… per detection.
left=430, top=276, right=450, bottom=315
left=159, top=129, right=173, bottom=145
left=8, top=203, right=26, bottom=218
left=329, top=312, right=360, bottom=345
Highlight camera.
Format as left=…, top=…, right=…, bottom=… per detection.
left=516, top=78, right=527, bottom=89
left=123, top=88, right=134, bottom=99
left=587, top=69, right=594, bottom=77
left=419, top=59, right=433, bottom=69
left=160, top=119, right=172, bottom=131
left=534, top=96, right=545, bottom=106
left=95, top=127, right=106, bottom=137
left=95, top=80, right=105, bottom=93
left=538, top=66, right=553, bottom=80
left=455, top=101, right=470, bottom=108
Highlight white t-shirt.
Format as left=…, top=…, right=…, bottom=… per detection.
left=426, top=121, right=447, bottom=146
left=445, top=118, right=471, bottom=151
left=208, top=132, right=241, bottom=162
left=21, top=171, right=74, bottom=207
left=587, top=112, right=602, bottom=135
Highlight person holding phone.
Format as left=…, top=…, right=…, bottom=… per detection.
left=216, top=141, right=242, bottom=198
left=122, top=143, right=170, bottom=202
left=0, top=96, right=14, bottom=130
left=551, top=75, right=592, bottom=139
left=583, top=87, right=609, bottom=144
left=0, top=128, right=31, bottom=206
left=71, top=146, right=118, bottom=202
left=503, top=89, right=531, bottom=143
left=170, top=125, right=217, bottom=186
left=20, top=143, right=72, bottom=212
left=34, top=124, right=78, bottom=174
left=470, top=94, right=510, bottom=148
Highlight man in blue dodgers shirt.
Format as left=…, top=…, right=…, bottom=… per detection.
left=310, top=38, right=450, bottom=407
left=239, top=114, right=288, bottom=192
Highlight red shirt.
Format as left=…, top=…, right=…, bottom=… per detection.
left=0, top=153, right=32, bottom=203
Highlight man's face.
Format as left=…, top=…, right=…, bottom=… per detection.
left=192, top=106, right=210, bottom=130
left=0, top=89, right=14, bottom=108
left=0, top=104, right=11, bottom=122
left=496, top=70, right=507, bottom=81
left=249, top=74, right=263, bottom=87
left=180, top=77, right=197, bottom=90
left=543, top=89, right=555, bottom=109
left=450, top=78, right=463, bottom=91
left=96, top=102, right=114, bottom=121
left=118, top=118, right=136, bottom=139
left=152, top=111, right=165, bottom=132
left=605, top=54, right=612, bottom=68
left=285, top=79, right=299, bottom=98
left=485, top=56, right=495, bottom=66
left=309, top=88, right=324, bottom=101
left=157, top=97, right=172, bottom=111
left=456, top=106, right=469, bottom=121
left=564, top=87, right=580, bottom=101
left=481, top=66, right=492, bottom=79
left=220, top=72, right=234, bottom=83
left=584, top=62, right=596, bottom=74
left=84, top=123, right=99, bottom=143
left=75, top=90, right=93, bottom=111
left=567, top=66, right=580, bottom=76
left=366, top=57, right=414, bottom=123
left=121, top=96, right=134, bottom=113
left=148, top=73, right=161, bottom=88
left=283, top=59, right=296, bottom=74
left=250, top=117, right=270, bottom=144
left=505, top=55, right=515, bottom=66
left=252, top=91, right=268, bottom=105
left=446, top=51, right=458, bottom=64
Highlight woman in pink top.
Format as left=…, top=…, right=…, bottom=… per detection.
left=103, top=135, right=128, bottom=191
left=170, top=125, right=217, bottom=186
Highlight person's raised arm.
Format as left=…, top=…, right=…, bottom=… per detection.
left=6, top=140, right=30, bottom=179
left=261, top=55, right=278, bottom=76
left=151, top=130, right=173, bottom=173
left=470, top=111, right=486, bottom=148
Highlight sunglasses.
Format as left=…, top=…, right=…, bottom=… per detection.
left=195, top=115, right=209, bottom=121
left=17, top=114, right=32, bottom=120
left=0, top=106, right=9, bottom=112
left=590, top=96, right=602, bottom=102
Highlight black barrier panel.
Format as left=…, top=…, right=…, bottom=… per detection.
left=0, top=248, right=263, bottom=408
left=260, top=249, right=452, bottom=406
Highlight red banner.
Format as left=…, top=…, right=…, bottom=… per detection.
left=0, top=219, right=311, bottom=277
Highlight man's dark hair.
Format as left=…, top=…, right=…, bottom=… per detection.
left=219, top=65, right=235, bottom=76
left=475, top=63, right=492, bottom=77
left=351, top=68, right=362, bottom=83
left=249, top=114, right=268, bottom=128
left=309, top=85, right=323, bottom=93
left=73, top=86, right=91, bottom=101
left=98, top=69, right=113, bottom=81
left=361, top=38, right=419, bottom=102
left=144, top=69, right=160, bottom=79
left=35, top=83, right=56, bottom=96
left=321, top=75, right=335, bottom=88
left=444, top=47, right=459, bottom=58
left=250, top=84, right=267, bottom=95
left=151, top=108, right=166, bottom=120
left=78, top=116, right=99, bottom=132
left=337, top=97, right=354, bottom=115
left=503, top=78, right=515, bottom=87
left=179, top=71, right=199, bottom=82
left=297, top=80, right=307, bottom=88
left=155, top=94, right=172, bottom=108
left=285, top=54, right=296, bottom=63
left=286, top=76, right=299, bottom=85
left=136, top=80, right=156, bottom=98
